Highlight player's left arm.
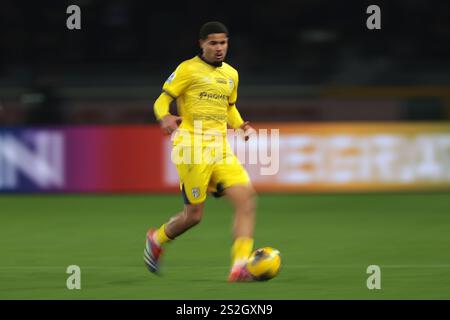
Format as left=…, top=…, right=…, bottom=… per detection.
left=227, top=72, right=256, bottom=141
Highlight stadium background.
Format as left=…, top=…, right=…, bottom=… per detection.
left=1, top=0, right=449, bottom=299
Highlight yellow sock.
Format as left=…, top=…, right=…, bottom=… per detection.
left=154, top=224, right=172, bottom=245
left=231, top=237, right=254, bottom=266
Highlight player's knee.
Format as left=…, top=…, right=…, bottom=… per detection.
left=186, top=213, right=202, bottom=227
left=185, top=204, right=204, bottom=227
left=246, top=190, right=257, bottom=213
left=189, top=215, right=202, bottom=227
left=248, top=192, right=256, bottom=212
left=239, top=187, right=257, bottom=214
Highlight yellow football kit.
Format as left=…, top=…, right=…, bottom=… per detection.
left=154, top=55, right=250, bottom=204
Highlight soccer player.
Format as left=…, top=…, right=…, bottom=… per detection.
left=145, top=21, right=257, bottom=282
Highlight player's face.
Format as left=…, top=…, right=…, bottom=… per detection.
left=200, top=33, right=228, bottom=63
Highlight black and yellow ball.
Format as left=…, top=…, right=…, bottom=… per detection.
left=247, top=247, right=281, bottom=281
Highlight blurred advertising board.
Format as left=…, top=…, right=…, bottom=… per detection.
left=237, top=123, right=450, bottom=192
left=1, top=123, right=450, bottom=193
left=0, top=126, right=168, bottom=192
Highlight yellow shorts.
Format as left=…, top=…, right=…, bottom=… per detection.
left=174, top=143, right=250, bottom=204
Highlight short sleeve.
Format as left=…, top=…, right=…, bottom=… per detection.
left=162, top=62, right=192, bottom=98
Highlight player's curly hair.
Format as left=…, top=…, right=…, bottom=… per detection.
left=199, top=21, right=229, bottom=39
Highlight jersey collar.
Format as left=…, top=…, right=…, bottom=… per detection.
left=197, top=54, right=223, bottom=68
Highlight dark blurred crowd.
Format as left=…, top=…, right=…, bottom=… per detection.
left=1, top=0, right=449, bottom=84
left=0, top=0, right=449, bottom=125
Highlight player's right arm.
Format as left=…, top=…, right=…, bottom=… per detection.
left=154, top=92, right=181, bottom=135
left=153, top=62, right=192, bottom=134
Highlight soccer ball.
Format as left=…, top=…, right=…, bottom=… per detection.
left=247, top=247, right=281, bottom=281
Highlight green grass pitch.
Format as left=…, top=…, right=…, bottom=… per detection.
left=1, top=193, right=449, bottom=299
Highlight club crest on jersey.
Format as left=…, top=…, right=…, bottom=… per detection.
left=192, top=187, right=200, bottom=199
left=228, top=78, right=234, bottom=89
left=166, top=72, right=176, bottom=84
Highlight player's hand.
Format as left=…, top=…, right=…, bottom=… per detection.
left=160, top=114, right=182, bottom=135
left=240, top=121, right=256, bottom=141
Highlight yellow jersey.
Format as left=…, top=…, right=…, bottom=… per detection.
left=159, top=55, right=244, bottom=136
